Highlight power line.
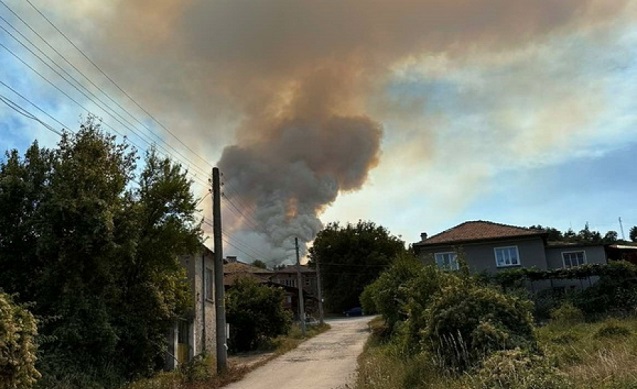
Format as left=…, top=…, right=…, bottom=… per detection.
left=0, top=18, right=211, bottom=186
left=0, top=93, right=63, bottom=136
left=0, top=80, right=71, bottom=133
left=21, top=0, right=213, bottom=169
left=221, top=193, right=261, bottom=230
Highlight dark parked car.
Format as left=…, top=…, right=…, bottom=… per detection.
left=343, top=307, right=363, bottom=317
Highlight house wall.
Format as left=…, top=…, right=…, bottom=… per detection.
left=545, top=245, right=606, bottom=290
left=417, top=236, right=548, bottom=273
left=545, top=245, right=607, bottom=268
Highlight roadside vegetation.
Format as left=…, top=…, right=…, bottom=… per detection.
left=0, top=119, right=202, bottom=388
left=122, top=322, right=330, bottom=389
left=355, top=256, right=637, bottom=389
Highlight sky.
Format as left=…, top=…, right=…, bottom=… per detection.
left=1, top=0, right=636, bottom=265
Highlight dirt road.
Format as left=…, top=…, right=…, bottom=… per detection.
left=224, top=316, right=371, bottom=389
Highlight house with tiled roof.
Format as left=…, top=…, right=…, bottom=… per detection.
left=413, top=221, right=608, bottom=282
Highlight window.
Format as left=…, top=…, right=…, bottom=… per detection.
left=434, top=252, right=459, bottom=271
left=494, top=246, right=520, bottom=267
left=562, top=251, right=586, bottom=268
left=205, top=268, right=213, bottom=300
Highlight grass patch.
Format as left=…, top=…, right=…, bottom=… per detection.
left=122, top=322, right=330, bottom=389
left=355, top=317, right=637, bottom=389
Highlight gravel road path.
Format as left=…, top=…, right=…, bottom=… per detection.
left=224, top=316, right=371, bottom=389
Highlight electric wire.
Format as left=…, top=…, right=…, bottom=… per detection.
left=0, top=93, right=63, bottom=136
left=0, top=80, right=71, bottom=133
left=21, top=0, right=213, bottom=169
left=0, top=22, right=211, bottom=187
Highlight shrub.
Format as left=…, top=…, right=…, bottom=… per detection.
left=550, top=302, right=584, bottom=325
left=226, top=278, right=292, bottom=352
left=0, top=292, right=41, bottom=389
left=360, top=254, right=426, bottom=330
left=467, top=348, right=570, bottom=389
left=424, top=284, right=536, bottom=372
left=594, top=321, right=632, bottom=339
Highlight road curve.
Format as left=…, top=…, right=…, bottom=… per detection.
left=224, top=316, right=371, bottom=389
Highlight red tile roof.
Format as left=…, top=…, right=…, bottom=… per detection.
left=224, top=261, right=274, bottom=275
left=415, top=221, right=545, bottom=246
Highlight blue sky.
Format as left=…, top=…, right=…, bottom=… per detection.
left=1, top=1, right=637, bottom=262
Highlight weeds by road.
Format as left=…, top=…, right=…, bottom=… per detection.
left=123, top=323, right=330, bottom=389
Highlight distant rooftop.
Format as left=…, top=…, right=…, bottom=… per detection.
left=415, top=220, right=545, bottom=246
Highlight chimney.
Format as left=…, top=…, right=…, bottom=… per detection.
left=420, top=232, right=428, bottom=241
left=226, top=256, right=237, bottom=263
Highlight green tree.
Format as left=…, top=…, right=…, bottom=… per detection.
left=226, top=278, right=292, bottom=352
left=360, top=253, right=424, bottom=329
left=630, top=226, right=637, bottom=242
left=603, top=230, right=619, bottom=244
left=251, top=260, right=268, bottom=269
left=529, top=225, right=563, bottom=242
left=0, top=119, right=201, bottom=387
left=309, top=221, right=406, bottom=312
left=0, top=292, right=41, bottom=389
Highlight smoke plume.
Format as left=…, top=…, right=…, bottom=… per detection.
left=9, top=0, right=633, bottom=262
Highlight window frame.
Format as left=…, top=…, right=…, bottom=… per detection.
left=561, top=250, right=586, bottom=268
left=494, top=245, right=521, bottom=268
left=434, top=251, right=459, bottom=271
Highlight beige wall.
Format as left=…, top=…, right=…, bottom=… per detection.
left=167, top=250, right=217, bottom=370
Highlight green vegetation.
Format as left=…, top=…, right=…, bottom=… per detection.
left=0, top=119, right=201, bottom=388
left=122, top=322, right=330, bottom=389
left=355, top=258, right=637, bottom=389
left=0, top=292, right=40, bottom=389
left=309, top=220, right=406, bottom=312
left=226, top=278, right=293, bottom=352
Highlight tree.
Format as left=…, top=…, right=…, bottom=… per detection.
left=0, top=292, right=40, bottom=389
left=226, top=278, right=292, bottom=352
left=0, top=119, right=202, bottom=386
left=630, top=226, right=637, bottom=242
left=251, top=259, right=268, bottom=269
left=529, top=225, right=563, bottom=242
left=603, top=230, right=619, bottom=244
left=308, top=221, right=406, bottom=312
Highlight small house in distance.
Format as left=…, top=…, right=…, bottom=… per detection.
left=413, top=221, right=608, bottom=291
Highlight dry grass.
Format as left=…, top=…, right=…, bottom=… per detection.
left=355, top=316, right=637, bottom=389
left=122, top=322, right=330, bottom=389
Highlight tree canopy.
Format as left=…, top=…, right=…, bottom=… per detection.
left=529, top=223, right=620, bottom=244
left=0, top=119, right=202, bottom=387
left=226, top=278, right=291, bottom=352
left=308, top=220, right=406, bottom=312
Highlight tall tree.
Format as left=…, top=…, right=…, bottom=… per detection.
left=308, top=221, right=406, bottom=312
left=0, top=119, right=202, bottom=386
left=630, top=226, right=637, bottom=243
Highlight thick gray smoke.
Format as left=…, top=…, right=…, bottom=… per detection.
left=218, top=115, right=381, bottom=263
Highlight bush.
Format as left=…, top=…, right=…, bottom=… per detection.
left=361, top=254, right=427, bottom=330
left=594, top=320, right=632, bottom=339
left=424, top=284, right=536, bottom=372
left=467, top=348, right=570, bottom=389
left=226, top=278, right=292, bottom=352
left=550, top=302, right=584, bottom=325
left=0, top=292, right=41, bottom=389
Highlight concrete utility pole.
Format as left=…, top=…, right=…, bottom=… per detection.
left=212, top=167, right=227, bottom=372
left=619, top=217, right=626, bottom=241
left=315, top=256, right=325, bottom=325
left=295, top=237, right=306, bottom=336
